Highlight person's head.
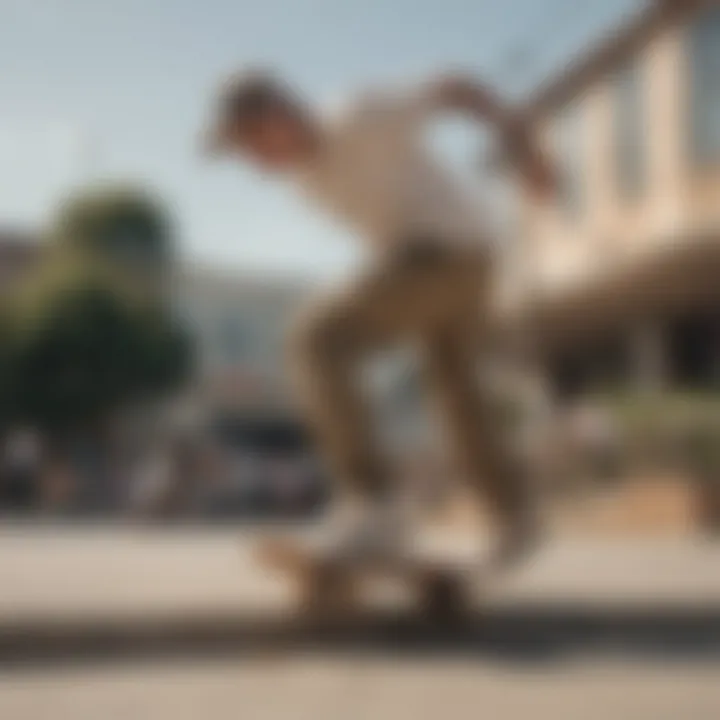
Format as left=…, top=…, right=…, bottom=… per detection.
left=204, top=69, right=318, bottom=171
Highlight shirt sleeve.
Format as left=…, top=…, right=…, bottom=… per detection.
left=349, top=84, right=435, bottom=134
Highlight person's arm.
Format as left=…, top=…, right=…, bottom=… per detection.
left=418, top=74, right=557, bottom=198
left=420, top=74, right=514, bottom=125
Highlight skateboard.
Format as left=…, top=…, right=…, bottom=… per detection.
left=256, top=536, right=475, bottom=621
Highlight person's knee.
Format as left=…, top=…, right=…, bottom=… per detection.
left=288, top=302, right=353, bottom=370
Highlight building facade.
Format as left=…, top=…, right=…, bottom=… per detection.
left=173, top=266, right=309, bottom=417
left=514, top=0, right=720, bottom=396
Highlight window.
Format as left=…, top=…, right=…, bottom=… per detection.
left=689, top=6, right=720, bottom=165
left=614, top=62, right=644, bottom=199
left=556, top=104, right=584, bottom=219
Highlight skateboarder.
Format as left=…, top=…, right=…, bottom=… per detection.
left=203, top=69, right=555, bottom=568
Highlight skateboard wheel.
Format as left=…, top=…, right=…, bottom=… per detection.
left=300, top=563, right=356, bottom=617
left=418, top=571, right=467, bottom=621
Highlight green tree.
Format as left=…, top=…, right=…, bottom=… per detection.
left=4, top=265, right=192, bottom=439
left=51, top=185, right=173, bottom=280
left=2, top=184, right=193, bottom=441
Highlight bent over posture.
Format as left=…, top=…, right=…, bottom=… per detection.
left=203, top=69, right=555, bottom=566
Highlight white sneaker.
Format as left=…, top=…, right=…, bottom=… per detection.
left=486, top=509, right=544, bottom=575
left=316, top=494, right=414, bottom=565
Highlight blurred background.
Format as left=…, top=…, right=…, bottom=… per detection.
left=0, top=1, right=718, bottom=718
left=0, top=0, right=718, bottom=532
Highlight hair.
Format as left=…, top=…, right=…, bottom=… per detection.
left=216, top=69, right=299, bottom=128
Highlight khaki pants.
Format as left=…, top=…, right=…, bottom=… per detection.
left=289, top=240, right=527, bottom=525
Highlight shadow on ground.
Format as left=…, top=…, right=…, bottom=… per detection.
left=1, top=603, right=719, bottom=669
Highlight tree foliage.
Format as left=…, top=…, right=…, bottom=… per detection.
left=51, top=185, right=173, bottom=276
left=0, top=185, right=193, bottom=437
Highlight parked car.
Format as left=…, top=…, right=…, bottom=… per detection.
left=201, top=413, right=329, bottom=519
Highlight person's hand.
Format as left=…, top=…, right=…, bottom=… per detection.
left=502, top=116, right=558, bottom=200
left=523, top=144, right=558, bottom=200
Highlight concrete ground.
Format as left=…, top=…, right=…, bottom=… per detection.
left=0, top=525, right=718, bottom=719
left=1, top=656, right=719, bottom=720
left=1, top=525, right=719, bottom=623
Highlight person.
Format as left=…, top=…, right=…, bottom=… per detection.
left=202, top=68, right=556, bottom=568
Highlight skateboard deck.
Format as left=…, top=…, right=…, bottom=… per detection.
left=256, top=536, right=475, bottom=620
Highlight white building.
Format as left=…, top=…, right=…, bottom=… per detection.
left=173, top=265, right=310, bottom=416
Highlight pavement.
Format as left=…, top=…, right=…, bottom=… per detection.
left=0, top=525, right=718, bottom=658
left=0, top=525, right=718, bottom=719
left=2, top=524, right=720, bottom=616
left=1, top=656, right=718, bottom=720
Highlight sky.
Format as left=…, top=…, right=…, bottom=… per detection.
left=1, top=0, right=643, bottom=278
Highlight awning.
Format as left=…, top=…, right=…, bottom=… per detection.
left=511, top=230, right=720, bottom=352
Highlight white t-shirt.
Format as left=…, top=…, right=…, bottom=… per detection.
left=296, top=89, right=492, bottom=254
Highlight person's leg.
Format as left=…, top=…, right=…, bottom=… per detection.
left=289, top=293, right=389, bottom=500
left=421, top=302, right=538, bottom=568
left=288, top=241, right=485, bottom=551
left=422, top=324, right=526, bottom=518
